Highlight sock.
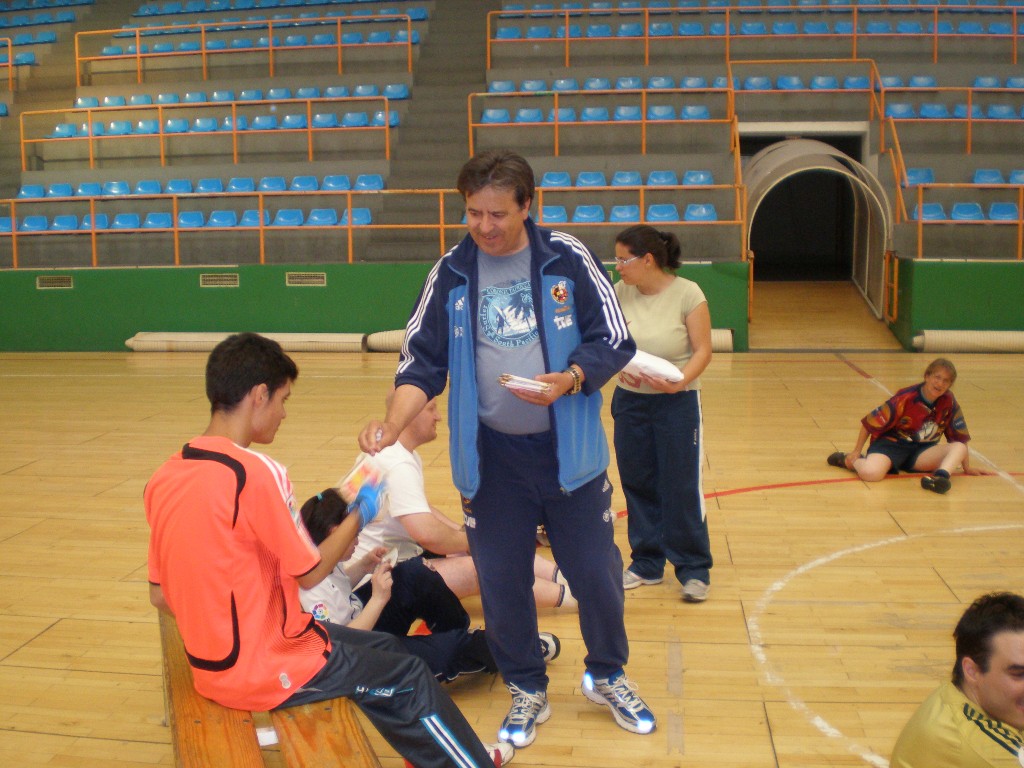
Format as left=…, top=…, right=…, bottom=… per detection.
left=556, top=583, right=577, bottom=609
left=551, top=565, right=570, bottom=586
left=934, top=469, right=950, bottom=478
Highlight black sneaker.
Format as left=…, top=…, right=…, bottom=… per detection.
left=921, top=475, right=951, bottom=494
left=827, top=451, right=848, bottom=469
left=539, top=632, right=560, bottom=662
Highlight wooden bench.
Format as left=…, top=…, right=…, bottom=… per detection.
left=159, top=611, right=382, bottom=768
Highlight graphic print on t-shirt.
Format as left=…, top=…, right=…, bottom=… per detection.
left=479, top=279, right=538, bottom=349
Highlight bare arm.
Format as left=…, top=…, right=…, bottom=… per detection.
left=359, top=384, right=428, bottom=454
left=150, top=583, right=172, bottom=614
left=345, top=563, right=392, bottom=631
left=297, top=514, right=361, bottom=590
left=637, top=302, right=713, bottom=395
left=400, top=511, right=469, bottom=555
left=845, top=426, right=872, bottom=469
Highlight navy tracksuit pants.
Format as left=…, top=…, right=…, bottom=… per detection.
left=463, top=424, right=628, bottom=694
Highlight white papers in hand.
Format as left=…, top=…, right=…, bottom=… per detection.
left=622, top=350, right=683, bottom=382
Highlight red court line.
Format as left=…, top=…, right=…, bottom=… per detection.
left=835, top=352, right=875, bottom=379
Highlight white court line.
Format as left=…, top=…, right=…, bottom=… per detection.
left=747, top=523, right=1024, bottom=767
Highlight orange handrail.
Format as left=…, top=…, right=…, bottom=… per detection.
left=75, top=13, right=415, bottom=86
left=1, top=38, right=14, bottom=92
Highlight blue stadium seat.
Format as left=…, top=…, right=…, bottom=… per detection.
left=341, top=112, right=369, bottom=128
left=973, top=168, right=1005, bottom=184
left=583, top=77, right=612, bottom=90
left=540, top=171, right=572, bottom=187
left=294, top=86, right=320, bottom=100
left=777, top=75, right=805, bottom=90
left=908, top=75, right=937, bottom=88
left=646, top=203, right=680, bottom=222
left=772, top=21, right=798, bottom=34
left=311, top=33, right=336, bottom=46
left=950, top=202, right=984, bottom=220
left=488, top=79, right=515, bottom=94
left=102, top=181, right=131, bottom=196
left=744, top=76, right=773, bottom=90
left=609, top=205, right=641, bottom=223
left=904, top=167, right=935, bottom=186
left=810, top=75, right=839, bottom=89
left=552, top=78, right=580, bottom=92
left=494, top=26, right=522, bottom=39
left=896, top=20, right=923, bottom=32
left=207, top=210, right=239, bottom=228
left=163, top=179, right=191, bottom=195
left=617, top=22, right=643, bottom=36
left=614, top=105, right=643, bottom=121
left=221, top=115, right=248, bottom=131
left=50, top=123, right=76, bottom=139
left=681, top=105, right=711, bottom=119
left=183, top=91, right=207, bottom=103
left=267, top=87, right=292, bottom=100
left=340, top=208, right=372, bottom=226
left=611, top=170, right=642, bottom=186
left=572, top=204, right=605, bottom=222
left=50, top=214, right=79, bottom=231
left=271, top=209, right=304, bottom=226
left=80, top=213, right=109, bottom=230
left=289, top=175, right=319, bottom=192
left=740, top=22, right=768, bottom=35
left=258, top=176, right=287, bottom=192
left=238, top=88, right=263, bottom=101
left=105, top=120, right=131, bottom=136
left=383, top=83, right=410, bottom=100
left=580, top=106, right=610, bottom=121
left=143, top=212, right=173, bottom=229
left=556, top=24, right=583, bottom=38
left=520, top=79, right=548, bottom=93
left=305, top=208, right=339, bottom=226
left=586, top=24, right=613, bottom=37
left=164, top=118, right=189, bottom=133
left=540, top=205, right=568, bottom=223
left=1009, top=170, right=1024, bottom=184
left=227, top=176, right=254, bottom=192
left=681, top=76, right=708, bottom=89
left=865, top=21, right=892, bottom=33
left=954, top=103, right=984, bottom=119
left=19, top=215, right=48, bottom=232
left=957, top=21, right=984, bottom=33
left=649, top=21, right=674, bottom=36
left=354, top=174, right=385, bottom=191
left=527, top=25, right=553, bottom=38
left=102, top=95, right=127, bottom=107
left=647, top=75, right=676, bottom=89
left=646, top=104, right=676, bottom=120
left=76, top=181, right=103, bottom=197
left=178, top=211, right=205, bottom=228
left=77, top=122, right=104, bottom=137
left=684, top=203, right=718, bottom=221
left=988, top=202, right=1019, bottom=220
left=647, top=170, right=679, bottom=186
left=312, top=113, right=339, bottom=129
left=281, top=114, right=308, bottom=130
left=548, top=107, right=577, bottom=122
left=919, top=103, right=950, bottom=118
left=973, top=76, right=1001, bottom=89
left=17, top=184, right=45, bottom=199
left=324, top=86, right=350, bottom=98
left=0, top=217, right=11, bottom=233
left=679, top=22, right=705, bottom=35
left=193, top=178, right=222, bottom=194
left=129, top=94, right=155, bottom=106
left=283, top=34, right=307, bottom=47
left=683, top=170, right=715, bottom=185
left=481, top=108, right=511, bottom=124
left=191, top=117, right=218, bottom=132
left=576, top=171, right=608, bottom=187
left=250, top=115, right=278, bottom=130
left=986, top=104, right=1016, bottom=119
left=804, top=20, right=831, bottom=34
left=134, top=179, right=163, bottom=195
left=321, top=175, right=351, bottom=191
left=911, top=202, right=946, bottom=220
left=844, top=75, right=871, bottom=89
left=1006, top=77, right=1024, bottom=89
left=515, top=107, right=545, bottom=123
left=885, top=102, right=916, bottom=118
left=239, top=209, right=270, bottom=227
left=156, top=93, right=180, bottom=105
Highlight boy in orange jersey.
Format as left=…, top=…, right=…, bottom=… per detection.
left=146, top=332, right=511, bottom=768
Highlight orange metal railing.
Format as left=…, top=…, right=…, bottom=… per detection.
left=19, top=95, right=392, bottom=171
left=75, top=13, right=414, bottom=86
left=1, top=37, right=15, bottom=92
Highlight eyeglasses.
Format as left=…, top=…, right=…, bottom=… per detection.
left=614, top=254, right=642, bottom=266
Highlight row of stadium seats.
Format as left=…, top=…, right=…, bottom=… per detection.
left=0, top=10, right=75, bottom=26
left=0, top=51, right=38, bottom=64
left=480, top=104, right=714, bottom=122
left=121, top=7, right=429, bottom=31
left=134, top=0, right=427, bottom=16
left=539, top=202, right=721, bottom=222
left=540, top=169, right=717, bottom=186
left=488, top=73, right=934, bottom=91
left=100, top=29, right=419, bottom=53
left=494, top=18, right=1024, bottom=37
left=905, top=167, right=1024, bottom=184
left=4, top=30, right=57, bottom=43
left=911, top=201, right=1021, bottom=218
left=884, top=101, right=1024, bottom=118
left=0, top=208, right=374, bottom=231
left=48, top=109, right=398, bottom=136
left=72, top=83, right=409, bottom=107
left=499, top=0, right=1024, bottom=12
left=15, top=174, right=385, bottom=198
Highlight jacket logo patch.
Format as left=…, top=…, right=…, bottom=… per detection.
left=554, top=315, right=574, bottom=330
left=551, top=281, right=568, bottom=304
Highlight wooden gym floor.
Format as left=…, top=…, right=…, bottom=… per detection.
left=1, top=283, right=1021, bottom=767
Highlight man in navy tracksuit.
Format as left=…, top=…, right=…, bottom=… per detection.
left=360, top=150, right=657, bottom=750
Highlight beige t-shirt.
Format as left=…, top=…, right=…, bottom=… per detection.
left=614, top=276, right=707, bottom=394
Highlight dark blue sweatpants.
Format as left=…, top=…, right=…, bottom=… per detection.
left=463, top=424, right=628, bottom=694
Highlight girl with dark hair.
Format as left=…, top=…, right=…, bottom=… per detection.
left=612, top=225, right=714, bottom=603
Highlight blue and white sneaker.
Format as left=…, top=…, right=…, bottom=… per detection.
left=498, top=683, right=550, bottom=748
left=581, top=670, right=656, bottom=734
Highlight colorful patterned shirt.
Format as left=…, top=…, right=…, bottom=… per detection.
left=862, top=384, right=970, bottom=445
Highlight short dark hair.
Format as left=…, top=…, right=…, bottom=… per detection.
left=205, top=332, right=298, bottom=414
left=925, top=357, right=957, bottom=384
left=952, top=591, right=1024, bottom=688
left=300, top=488, right=352, bottom=546
left=456, top=149, right=535, bottom=208
left=615, top=224, right=682, bottom=270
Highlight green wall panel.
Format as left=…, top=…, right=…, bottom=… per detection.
left=0, top=261, right=751, bottom=352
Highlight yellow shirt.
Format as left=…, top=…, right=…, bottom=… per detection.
left=890, top=681, right=1024, bottom=768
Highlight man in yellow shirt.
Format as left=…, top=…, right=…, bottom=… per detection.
left=891, top=592, right=1024, bottom=767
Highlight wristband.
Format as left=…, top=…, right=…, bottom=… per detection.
left=349, top=483, right=384, bottom=530
left=563, top=365, right=582, bottom=395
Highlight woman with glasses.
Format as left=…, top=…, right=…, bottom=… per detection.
left=611, top=224, right=714, bottom=603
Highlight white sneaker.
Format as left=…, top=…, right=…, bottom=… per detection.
left=623, top=569, right=663, bottom=590
left=484, top=741, right=515, bottom=766
left=581, top=670, right=656, bottom=734
left=682, top=579, right=709, bottom=602
left=498, top=684, right=550, bottom=747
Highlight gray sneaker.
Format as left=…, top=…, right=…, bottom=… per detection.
left=682, top=579, right=709, bottom=602
left=623, top=569, right=663, bottom=590
left=499, top=684, right=550, bottom=748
